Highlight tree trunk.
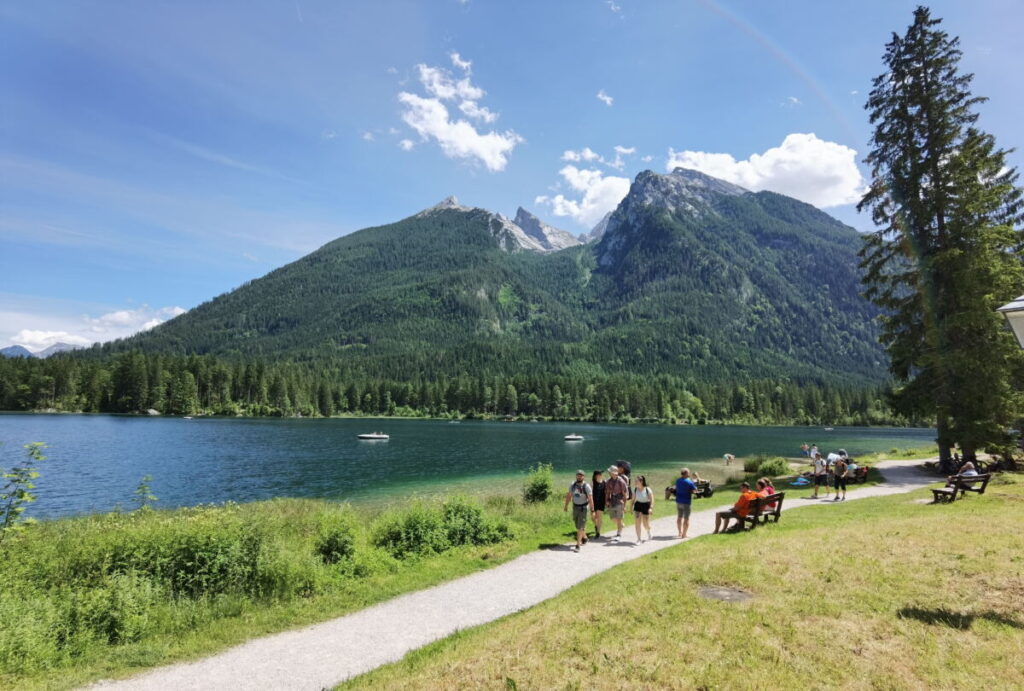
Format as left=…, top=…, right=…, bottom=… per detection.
left=937, top=415, right=955, bottom=474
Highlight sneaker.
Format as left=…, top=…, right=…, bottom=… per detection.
left=613, top=535, right=621, bottom=543
left=572, top=545, right=580, bottom=552
left=582, top=536, right=588, bottom=544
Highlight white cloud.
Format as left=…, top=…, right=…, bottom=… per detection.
left=399, top=138, right=415, bottom=151
left=361, top=131, right=375, bottom=141
left=665, top=132, right=866, bottom=208
left=561, top=145, right=634, bottom=169
left=641, top=154, right=653, bottom=162
left=6, top=305, right=187, bottom=352
left=784, top=96, right=802, bottom=107
left=536, top=164, right=630, bottom=227
left=387, top=127, right=400, bottom=135
left=596, top=89, right=614, bottom=107
left=850, top=90, right=859, bottom=95
left=561, top=147, right=600, bottom=162
left=458, top=100, right=497, bottom=123
left=321, top=129, right=337, bottom=140
left=397, top=57, right=521, bottom=171
left=386, top=66, right=399, bottom=74
left=449, top=51, right=472, bottom=72
left=607, top=1, right=621, bottom=12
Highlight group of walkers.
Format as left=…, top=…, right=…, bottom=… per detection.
left=563, top=461, right=782, bottom=551
left=804, top=444, right=853, bottom=501
left=564, top=463, right=655, bottom=552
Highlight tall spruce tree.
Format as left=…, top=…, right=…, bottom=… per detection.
left=859, top=6, right=1024, bottom=467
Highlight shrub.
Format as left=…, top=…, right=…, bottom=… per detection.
left=314, top=511, right=356, bottom=565
left=442, top=496, right=512, bottom=546
left=756, top=457, right=790, bottom=477
left=522, top=463, right=554, bottom=503
left=371, top=504, right=450, bottom=558
left=743, top=455, right=764, bottom=473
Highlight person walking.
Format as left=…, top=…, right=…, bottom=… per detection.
left=674, top=468, right=700, bottom=538
left=833, top=455, right=849, bottom=501
left=591, top=469, right=606, bottom=539
left=631, top=475, right=654, bottom=543
left=605, top=465, right=628, bottom=542
left=563, top=470, right=594, bottom=552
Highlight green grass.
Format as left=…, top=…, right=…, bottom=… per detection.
left=0, top=493, right=578, bottom=690
left=0, top=446, right=937, bottom=689
left=341, top=473, right=1024, bottom=690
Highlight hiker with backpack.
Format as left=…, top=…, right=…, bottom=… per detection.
left=563, top=470, right=594, bottom=552
left=605, top=465, right=628, bottom=542
left=833, top=455, right=849, bottom=501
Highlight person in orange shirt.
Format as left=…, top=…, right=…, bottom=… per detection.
left=713, top=482, right=759, bottom=534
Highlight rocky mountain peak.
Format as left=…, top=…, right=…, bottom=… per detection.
left=512, top=207, right=582, bottom=252
left=417, top=195, right=471, bottom=216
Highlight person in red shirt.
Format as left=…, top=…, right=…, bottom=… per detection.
left=713, top=482, right=759, bottom=534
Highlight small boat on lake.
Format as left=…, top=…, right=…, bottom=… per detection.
left=357, top=432, right=389, bottom=440
left=183, top=416, right=193, bottom=420
left=823, top=427, right=835, bottom=431
left=564, top=433, right=584, bottom=442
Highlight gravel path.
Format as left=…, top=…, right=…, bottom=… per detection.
left=89, top=460, right=936, bottom=691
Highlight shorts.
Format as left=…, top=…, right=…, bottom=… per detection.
left=572, top=504, right=589, bottom=530
left=608, top=504, right=624, bottom=520
left=633, top=502, right=651, bottom=516
left=814, top=474, right=828, bottom=486
left=718, top=508, right=744, bottom=520
left=834, top=476, right=847, bottom=491
left=676, top=503, right=692, bottom=519
left=593, top=499, right=606, bottom=512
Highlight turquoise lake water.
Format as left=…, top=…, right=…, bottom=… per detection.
left=0, top=414, right=935, bottom=518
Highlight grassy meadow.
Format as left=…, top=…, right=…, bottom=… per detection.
left=0, top=447, right=934, bottom=688
left=342, top=473, right=1023, bottom=690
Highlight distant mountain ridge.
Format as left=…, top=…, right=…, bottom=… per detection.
left=1, top=342, right=85, bottom=358
left=103, top=168, right=885, bottom=386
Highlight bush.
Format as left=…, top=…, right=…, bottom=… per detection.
left=522, top=463, right=554, bottom=503
left=743, top=455, right=764, bottom=473
left=314, top=511, right=356, bottom=565
left=371, top=503, right=450, bottom=558
left=756, top=457, right=790, bottom=477
left=371, top=498, right=513, bottom=559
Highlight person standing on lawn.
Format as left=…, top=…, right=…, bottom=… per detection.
left=833, top=456, right=849, bottom=501
left=631, top=475, right=654, bottom=543
left=605, top=465, right=628, bottom=542
left=563, top=470, right=594, bottom=552
left=813, top=452, right=830, bottom=498
left=674, top=468, right=700, bottom=538
left=590, top=469, right=606, bottom=539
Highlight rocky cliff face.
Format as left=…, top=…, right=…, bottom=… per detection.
left=512, top=207, right=582, bottom=251
left=417, top=197, right=547, bottom=253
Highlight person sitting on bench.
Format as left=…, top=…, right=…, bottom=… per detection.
left=947, top=461, right=979, bottom=485
left=713, top=482, right=759, bottom=534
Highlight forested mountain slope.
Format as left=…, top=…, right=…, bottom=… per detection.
left=105, top=169, right=885, bottom=386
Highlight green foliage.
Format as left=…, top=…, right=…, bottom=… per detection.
left=0, top=442, right=46, bottom=549
left=314, top=511, right=356, bottom=565
left=756, top=457, right=790, bottom=477
left=371, top=497, right=512, bottom=559
left=522, top=463, right=554, bottom=504
left=859, top=7, right=1024, bottom=463
left=132, top=475, right=157, bottom=511
left=743, top=455, right=764, bottom=473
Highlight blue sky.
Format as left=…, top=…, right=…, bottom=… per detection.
left=2, top=0, right=1022, bottom=350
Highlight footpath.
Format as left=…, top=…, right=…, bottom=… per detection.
left=90, top=460, right=936, bottom=691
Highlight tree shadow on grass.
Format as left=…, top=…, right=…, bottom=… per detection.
left=898, top=607, right=1024, bottom=630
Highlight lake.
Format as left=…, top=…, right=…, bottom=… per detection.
left=0, top=414, right=936, bottom=519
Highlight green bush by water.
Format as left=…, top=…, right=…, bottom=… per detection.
left=522, top=463, right=554, bottom=503
left=0, top=494, right=516, bottom=678
left=756, top=457, right=790, bottom=477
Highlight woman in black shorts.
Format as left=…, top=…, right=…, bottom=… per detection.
left=631, top=475, right=654, bottom=543
left=833, top=456, right=848, bottom=501
left=591, top=470, right=606, bottom=538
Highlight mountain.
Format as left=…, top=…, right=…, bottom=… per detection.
left=582, top=212, right=612, bottom=244
left=1, top=345, right=33, bottom=358
left=36, top=342, right=86, bottom=358
left=513, top=207, right=582, bottom=251
left=104, top=169, right=885, bottom=385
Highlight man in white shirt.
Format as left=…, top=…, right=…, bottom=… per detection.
left=813, top=453, right=830, bottom=498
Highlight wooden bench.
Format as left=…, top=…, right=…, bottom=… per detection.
left=931, top=474, right=991, bottom=503
left=739, top=492, right=785, bottom=530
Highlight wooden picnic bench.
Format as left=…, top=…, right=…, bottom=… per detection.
left=931, top=474, right=991, bottom=503
left=739, top=492, right=785, bottom=530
